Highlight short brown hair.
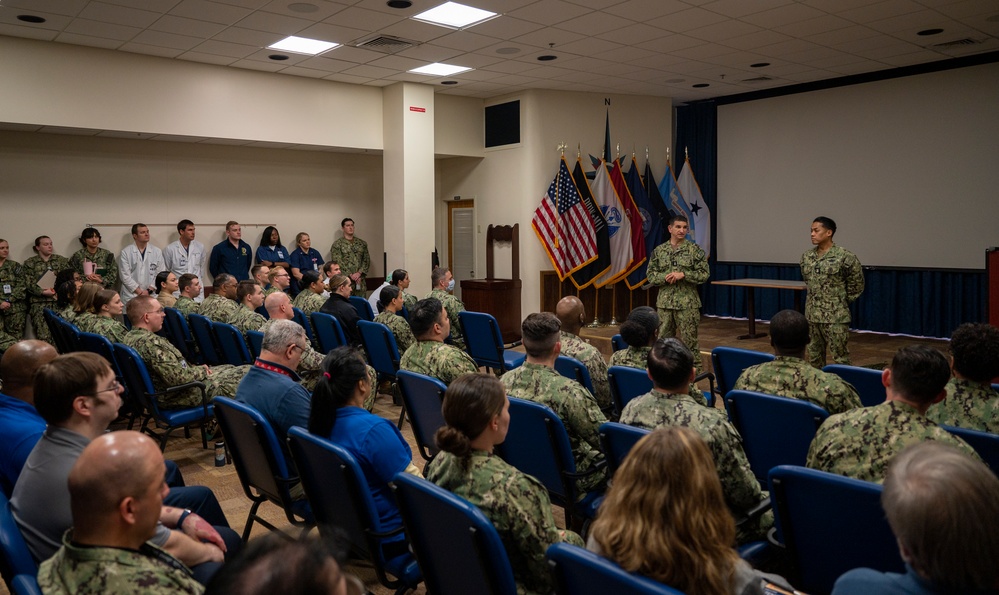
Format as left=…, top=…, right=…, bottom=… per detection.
left=521, top=312, right=560, bottom=358
left=34, top=352, right=111, bottom=425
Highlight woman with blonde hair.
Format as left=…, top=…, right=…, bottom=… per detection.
left=84, top=289, right=128, bottom=343
left=70, top=282, right=103, bottom=330
left=588, top=427, right=791, bottom=595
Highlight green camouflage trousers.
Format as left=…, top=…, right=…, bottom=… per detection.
left=807, top=322, right=850, bottom=368
left=0, top=309, right=27, bottom=352
left=29, top=303, right=55, bottom=345
left=658, top=307, right=702, bottom=373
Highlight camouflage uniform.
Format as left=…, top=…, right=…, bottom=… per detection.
left=292, top=290, right=325, bottom=316
left=39, top=532, right=202, bottom=595
left=68, top=247, right=119, bottom=290
left=646, top=240, right=709, bottom=372
left=57, top=305, right=76, bottom=322
left=123, top=327, right=248, bottom=408
left=228, top=305, right=266, bottom=337
left=806, top=400, right=978, bottom=483
left=620, top=390, right=771, bottom=543
left=197, top=293, right=239, bottom=324
left=800, top=244, right=864, bottom=367
left=427, top=288, right=466, bottom=350
left=501, top=362, right=607, bottom=492
left=173, top=296, right=199, bottom=317
left=733, top=355, right=862, bottom=415
left=609, top=345, right=707, bottom=406
left=0, top=258, right=27, bottom=351
left=329, top=237, right=370, bottom=296
left=87, top=316, right=128, bottom=344
left=559, top=331, right=611, bottom=410
left=400, top=340, right=478, bottom=386
left=402, top=291, right=418, bottom=313
left=23, top=253, right=70, bottom=344
left=927, top=377, right=999, bottom=434
left=426, top=450, right=584, bottom=595
left=374, top=311, right=415, bottom=354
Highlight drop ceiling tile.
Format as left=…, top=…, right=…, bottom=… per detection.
left=191, top=38, right=259, bottom=57
left=0, top=23, right=59, bottom=40
left=296, top=55, right=355, bottom=72
left=230, top=57, right=286, bottom=71
left=131, top=28, right=203, bottom=50
left=178, top=51, right=238, bottom=64
left=635, top=33, right=708, bottom=53
left=937, top=0, right=999, bottom=19
left=740, top=3, right=827, bottom=28
left=0, top=8, right=73, bottom=31
left=566, top=0, right=629, bottom=10
left=554, top=10, right=633, bottom=36
left=322, top=72, right=374, bottom=84
left=79, top=2, right=162, bottom=28
left=442, top=52, right=504, bottom=69
left=367, top=53, right=427, bottom=71
left=378, top=18, right=452, bottom=44
left=862, top=40, right=925, bottom=59
left=647, top=7, right=728, bottom=33
left=596, top=22, right=665, bottom=45
left=512, top=26, right=584, bottom=48
left=234, top=10, right=313, bottom=34
left=799, top=0, right=882, bottom=13
left=244, top=47, right=311, bottom=63
left=826, top=59, right=889, bottom=75
left=383, top=72, right=432, bottom=82
left=600, top=44, right=660, bottom=63
left=807, top=24, right=880, bottom=46
left=609, top=0, right=691, bottom=21
left=211, top=0, right=271, bottom=9
left=478, top=59, right=542, bottom=74
left=508, top=1, right=592, bottom=27
left=836, top=0, right=927, bottom=26
left=772, top=14, right=855, bottom=37
left=395, top=43, right=463, bottom=62
left=319, top=44, right=384, bottom=63
left=866, top=11, right=959, bottom=34
left=103, top=0, right=179, bottom=11
left=151, top=15, right=228, bottom=37
left=340, top=63, right=398, bottom=78
left=258, top=0, right=347, bottom=21
left=349, top=0, right=419, bottom=16
left=210, top=26, right=278, bottom=45
left=55, top=31, right=126, bottom=47
left=553, top=36, right=622, bottom=57
left=685, top=19, right=763, bottom=43
left=119, top=41, right=185, bottom=57
left=296, top=21, right=368, bottom=44
left=878, top=48, right=943, bottom=66
left=702, top=0, right=795, bottom=19
left=467, top=16, right=543, bottom=39
left=64, top=18, right=141, bottom=40
left=720, top=29, right=793, bottom=51
left=1, top=0, right=88, bottom=18
left=431, top=30, right=501, bottom=52
left=168, top=0, right=253, bottom=25
left=321, top=5, right=402, bottom=30
left=361, top=78, right=396, bottom=87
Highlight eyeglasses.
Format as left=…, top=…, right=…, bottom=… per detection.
left=88, top=380, right=122, bottom=396
left=289, top=343, right=307, bottom=353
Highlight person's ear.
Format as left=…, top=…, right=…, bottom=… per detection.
left=119, top=496, right=138, bottom=525
left=72, top=395, right=93, bottom=418
left=882, top=368, right=891, bottom=389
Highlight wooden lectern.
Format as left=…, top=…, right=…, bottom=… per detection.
left=460, top=224, right=523, bottom=342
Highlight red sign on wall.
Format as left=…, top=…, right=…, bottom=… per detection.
left=409, top=106, right=426, bottom=112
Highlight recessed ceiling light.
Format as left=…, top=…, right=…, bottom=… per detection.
left=412, top=1, right=497, bottom=29
left=750, top=62, right=770, bottom=68
left=267, top=36, right=339, bottom=56
left=387, top=0, right=413, bottom=8
left=537, top=55, right=557, bottom=61
left=692, top=83, right=710, bottom=88
left=409, top=62, right=473, bottom=76
left=441, top=81, right=458, bottom=85
left=288, top=3, right=318, bottom=13
left=17, top=14, right=46, bottom=24
left=917, top=28, right=944, bottom=36
left=269, top=54, right=290, bottom=61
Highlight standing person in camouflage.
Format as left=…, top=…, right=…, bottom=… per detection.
left=123, top=296, right=248, bottom=408
left=38, top=431, right=204, bottom=595
left=329, top=217, right=370, bottom=297
left=807, top=345, right=978, bottom=483
left=734, top=309, right=861, bottom=414
left=646, top=215, right=709, bottom=372
left=501, top=313, right=607, bottom=493
left=174, top=274, right=202, bottom=317
left=197, top=274, right=239, bottom=323
left=374, top=286, right=415, bottom=354
left=228, top=281, right=265, bottom=337
left=68, top=227, right=119, bottom=290
left=620, top=338, right=771, bottom=543
left=426, top=266, right=466, bottom=349
left=426, top=373, right=584, bottom=595
left=291, top=270, right=325, bottom=315
left=399, top=297, right=478, bottom=386
left=23, top=236, right=71, bottom=345
left=927, top=323, right=999, bottom=434
left=0, top=239, right=27, bottom=352
left=800, top=216, right=864, bottom=368
left=555, top=296, right=611, bottom=410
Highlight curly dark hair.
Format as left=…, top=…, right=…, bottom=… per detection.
left=950, top=323, right=999, bottom=384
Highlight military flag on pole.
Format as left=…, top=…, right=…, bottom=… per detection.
left=532, top=157, right=599, bottom=280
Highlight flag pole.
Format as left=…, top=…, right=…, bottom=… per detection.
left=609, top=284, right=619, bottom=326
left=587, top=288, right=601, bottom=328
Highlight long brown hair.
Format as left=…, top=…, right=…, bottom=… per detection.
left=589, top=427, right=739, bottom=595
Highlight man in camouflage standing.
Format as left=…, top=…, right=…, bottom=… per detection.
left=329, top=218, right=369, bottom=297
left=646, top=215, right=709, bottom=372
left=198, top=274, right=239, bottom=324
left=399, top=297, right=478, bottom=386
left=800, top=216, right=864, bottom=368
left=927, top=323, right=999, bottom=434
left=555, top=295, right=611, bottom=411
left=427, top=267, right=466, bottom=350
left=23, top=236, right=70, bottom=345
left=0, top=239, right=27, bottom=353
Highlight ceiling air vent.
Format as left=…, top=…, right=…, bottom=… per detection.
left=355, top=34, right=417, bottom=54
left=930, top=38, right=984, bottom=48
left=742, top=76, right=774, bottom=83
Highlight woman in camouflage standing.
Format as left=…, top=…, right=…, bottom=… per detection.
left=68, top=227, right=118, bottom=290
left=23, top=236, right=71, bottom=344
left=0, top=239, right=28, bottom=352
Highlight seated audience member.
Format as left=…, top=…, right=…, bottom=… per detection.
left=927, top=322, right=999, bottom=434
left=373, top=286, right=415, bottom=354
left=264, top=265, right=291, bottom=297
left=501, top=313, right=607, bottom=493
left=68, top=226, right=119, bottom=289
left=123, top=296, right=249, bottom=408
left=156, top=270, right=180, bottom=309
left=11, top=352, right=238, bottom=581
left=255, top=226, right=290, bottom=272
left=54, top=269, right=82, bottom=320
left=589, top=427, right=794, bottom=595
left=228, top=281, right=266, bottom=336
left=735, top=309, right=862, bottom=414
left=426, top=267, right=466, bottom=349
left=319, top=274, right=361, bottom=346
left=292, top=270, right=326, bottom=315
left=0, top=340, right=58, bottom=497
left=389, top=268, right=417, bottom=312
left=70, top=282, right=102, bottom=329
left=288, top=232, right=324, bottom=296
left=833, top=442, right=999, bottom=595
left=198, top=273, right=239, bottom=323
left=610, top=306, right=659, bottom=369
left=38, top=431, right=203, bottom=595
left=555, top=295, right=611, bottom=410
left=426, top=373, right=584, bottom=594
left=366, top=272, right=392, bottom=313
left=807, top=345, right=978, bottom=483
left=251, top=264, right=270, bottom=291
left=205, top=533, right=363, bottom=595
left=79, top=289, right=128, bottom=343
left=209, top=221, right=252, bottom=281
left=621, top=338, right=771, bottom=543
left=399, top=297, right=478, bottom=386
left=320, top=261, right=341, bottom=298
left=175, top=274, right=202, bottom=316
left=309, top=347, right=419, bottom=557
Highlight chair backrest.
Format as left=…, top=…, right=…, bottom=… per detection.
left=213, top=322, right=253, bottom=366
left=0, top=490, right=39, bottom=589
left=162, top=307, right=198, bottom=363
left=255, top=305, right=269, bottom=319
left=610, top=334, right=627, bottom=352
left=246, top=330, right=264, bottom=360
left=458, top=311, right=506, bottom=369
left=554, top=356, right=595, bottom=395
left=11, top=573, right=42, bottom=595
left=711, top=346, right=774, bottom=397
left=187, top=313, right=223, bottom=365
left=495, top=397, right=578, bottom=508
left=358, top=320, right=401, bottom=378
left=213, top=397, right=296, bottom=506
left=291, top=307, right=315, bottom=345
left=78, top=331, right=122, bottom=377
left=822, top=364, right=886, bottom=407
left=392, top=473, right=517, bottom=595
left=598, top=422, right=650, bottom=476
left=607, top=366, right=653, bottom=415
left=769, top=465, right=903, bottom=594
left=349, top=295, right=375, bottom=322
left=546, top=543, right=684, bottom=595
left=42, top=309, right=71, bottom=354
left=55, top=316, right=82, bottom=353
left=725, top=390, right=830, bottom=483
left=111, top=342, right=161, bottom=417
left=943, top=425, right=999, bottom=473
left=310, top=312, right=347, bottom=353
left=396, top=370, right=447, bottom=462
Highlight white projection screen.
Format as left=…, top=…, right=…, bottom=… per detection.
left=716, top=61, right=999, bottom=269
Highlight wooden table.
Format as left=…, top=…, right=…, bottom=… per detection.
left=711, top=278, right=808, bottom=339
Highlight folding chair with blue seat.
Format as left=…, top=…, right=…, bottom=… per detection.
left=213, top=321, right=253, bottom=366
left=255, top=305, right=269, bottom=319
left=349, top=295, right=375, bottom=322
left=822, top=364, right=885, bottom=407
left=212, top=398, right=314, bottom=541
left=392, top=472, right=516, bottom=595
left=725, top=390, right=829, bottom=483
left=598, top=422, right=650, bottom=476
left=607, top=365, right=653, bottom=415
left=11, top=574, right=41, bottom=595
left=54, top=315, right=82, bottom=354
left=768, top=465, right=903, bottom=595
left=546, top=543, right=685, bottom=595
left=0, top=491, right=39, bottom=595
left=396, top=370, right=447, bottom=464
left=246, top=330, right=264, bottom=360
left=458, top=310, right=526, bottom=373
left=711, top=346, right=774, bottom=399
left=43, top=309, right=72, bottom=354
left=78, top=331, right=138, bottom=429
left=943, top=424, right=999, bottom=473
left=187, top=313, right=223, bottom=365
left=310, top=312, right=347, bottom=353
left=291, top=307, right=315, bottom=346
left=610, top=334, right=627, bottom=352
left=554, top=355, right=595, bottom=395
left=163, top=307, right=200, bottom=363
left=286, top=427, right=422, bottom=593
left=357, top=320, right=406, bottom=426
left=495, top=397, right=604, bottom=530
left=112, top=343, right=214, bottom=451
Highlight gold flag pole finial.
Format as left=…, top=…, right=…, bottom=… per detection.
left=557, top=142, right=567, bottom=156
left=685, top=146, right=689, bottom=160
left=616, top=143, right=620, bottom=160
left=632, top=144, right=636, bottom=159
left=666, top=146, right=671, bottom=167
left=645, top=145, right=649, bottom=162
left=577, top=143, right=581, bottom=159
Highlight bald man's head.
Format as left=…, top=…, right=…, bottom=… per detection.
left=555, top=295, right=586, bottom=334
left=265, top=291, right=293, bottom=319
left=0, top=340, right=58, bottom=403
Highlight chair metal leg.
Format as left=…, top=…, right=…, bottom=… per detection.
left=242, top=500, right=263, bottom=542
left=396, top=403, right=407, bottom=430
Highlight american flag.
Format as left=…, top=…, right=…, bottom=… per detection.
left=532, top=157, right=598, bottom=279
